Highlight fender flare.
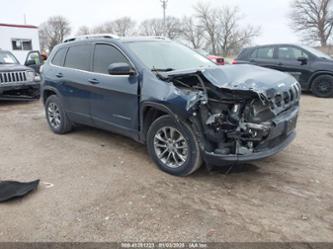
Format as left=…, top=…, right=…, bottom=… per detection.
left=42, top=86, right=62, bottom=103
left=139, top=101, right=189, bottom=142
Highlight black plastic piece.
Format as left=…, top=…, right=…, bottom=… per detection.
left=0, top=180, right=40, bottom=203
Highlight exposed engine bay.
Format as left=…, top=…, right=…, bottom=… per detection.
left=158, top=67, right=301, bottom=156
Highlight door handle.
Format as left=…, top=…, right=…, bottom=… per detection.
left=88, top=79, right=100, bottom=85
left=56, top=73, right=63, bottom=78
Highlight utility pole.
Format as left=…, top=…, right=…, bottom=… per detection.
left=160, top=0, right=168, bottom=36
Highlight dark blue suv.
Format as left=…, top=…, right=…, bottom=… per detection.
left=42, top=35, right=301, bottom=176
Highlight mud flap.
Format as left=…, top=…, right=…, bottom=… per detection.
left=0, top=180, right=40, bottom=203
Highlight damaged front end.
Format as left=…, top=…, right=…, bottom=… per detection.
left=159, top=65, right=301, bottom=165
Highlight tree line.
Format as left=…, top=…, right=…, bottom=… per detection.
left=39, top=0, right=333, bottom=56
left=39, top=2, right=260, bottom=56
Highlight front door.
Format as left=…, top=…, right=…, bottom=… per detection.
left=89, top=43, right=139, bottom=136
left=276, top=45, right=312, bottom=85
left=25, top=51, right=43, bottom=73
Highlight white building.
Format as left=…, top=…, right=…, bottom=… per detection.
left=0, top=23, right=40, bottom=64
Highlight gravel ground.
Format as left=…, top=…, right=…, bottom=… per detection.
left=0, top=95, right=332, bottom=242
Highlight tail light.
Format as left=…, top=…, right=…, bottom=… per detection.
left=232, top=59, right=238, bottom=64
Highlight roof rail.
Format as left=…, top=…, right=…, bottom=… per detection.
left=63, top=33, right=120, bottom=43
left=150, top=36, right=170, bottom=40
left=120, top=36, right=171, bottom=41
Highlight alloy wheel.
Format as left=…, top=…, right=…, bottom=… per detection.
left=47, top=102, right=62, bottom=129
left=153, top=126, right=189, bottom=168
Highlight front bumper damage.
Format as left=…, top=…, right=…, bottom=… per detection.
left=158, top=65, right=301, bottom=166
left=203, top=108, right=298, bottom=164
left=0, top=81, right=40, bottom=100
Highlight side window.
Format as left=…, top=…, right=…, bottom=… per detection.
left=51, top=48, right=67, bottom=66
left=278, top=46, right=309, bottom=60
left=252, top=47, right=275, bottom=59
left=93, top=44, right=129, bottom=74
left=64, top=44, right=92, bottom=71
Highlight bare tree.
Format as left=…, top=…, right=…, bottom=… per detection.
left=290, top=0, right=333, bottom=46
left=164, top=17, right=182, bottom=39
left=139, top=18, right=164, bottom=37
left=89, top=17, right=135, bottom=36
left=139, top=17, right=181, bottom=39
left=181, top=16, right=205, bottom=49
left=112, top=17, right=136, bottom=36
left=217, top=6, right=260, bottom=56
left=194, top=2, right=260, bottom=56
left=91, top=21, right=115, bottom=34
left=76, top=25, right=91, bottom=36
left=38, top=28, right=49, bottom=52
left=194, top=2, right=220, bottom=54
left=39, top=16, right=71, bottom=52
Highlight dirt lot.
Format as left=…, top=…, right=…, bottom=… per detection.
left=0, top=95, right=332, bottom=242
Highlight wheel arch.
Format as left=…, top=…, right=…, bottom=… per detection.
left=308, top=71, right=333, bottom=88
left=140, top=102, right=185, bottom=143
left=42, top=86, right=61, bottom=104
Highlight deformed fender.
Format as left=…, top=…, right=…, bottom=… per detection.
left=140, top=70, right=201, bottom=120
left=139, top=73, right=203, bottom=141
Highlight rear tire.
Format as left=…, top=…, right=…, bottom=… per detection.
left=311, top=75, right=333, bottom=98
left=146, top=115, right=202, bottom=176
left=45, top=95, right=72, bottom=134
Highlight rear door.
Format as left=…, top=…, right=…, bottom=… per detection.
left=60, top=43, right=94, bottom=125
left=89, top=43, right=139, bottom=136
left=275, top=45, right=312, bottom=84
left=248, top=45, right=280, bottom=70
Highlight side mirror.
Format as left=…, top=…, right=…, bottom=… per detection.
left=108, top=63, right=136, bottom=76
left=297, top=57, right=308, bottom=65
left=25, top=59, right=37, bottom=66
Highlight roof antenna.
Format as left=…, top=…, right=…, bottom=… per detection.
left=160, top=0, right=168, bottom=36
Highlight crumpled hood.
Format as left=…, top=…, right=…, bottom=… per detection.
left=0, top=64, right=32, bottom=72
left=161, top=64, right=299, bottom=100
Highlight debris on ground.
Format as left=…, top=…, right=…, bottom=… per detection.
left=0, top=180, right=40, bottom=203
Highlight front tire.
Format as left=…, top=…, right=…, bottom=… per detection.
left=311, top=75, right=333, bottom=98
left=147, top=115, right=202, bottom=176
left=45, top=95, right=72, bottom=134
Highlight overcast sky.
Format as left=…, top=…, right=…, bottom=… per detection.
left=1, top=0, right=299, bottom=45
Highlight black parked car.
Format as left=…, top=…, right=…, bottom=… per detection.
left=41, top=35, right=300, bottom=176
left=0, top=50, right=41, bottom=100
left=234, top=44, right=333, bottom=97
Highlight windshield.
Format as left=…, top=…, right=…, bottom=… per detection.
left=126, top=41, right=215, bottom=71
left=301, top=45, right=332, bottom=59
left=0, top=51, right=19, bottom=64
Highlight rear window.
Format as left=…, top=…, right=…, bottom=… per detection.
left=51, top=48, right=67, bottom=66
left=64, top=44, right=91, bottom=71
left=237, top=48, right=253, bottom=59
left=252, top=47, right=274, bottom=59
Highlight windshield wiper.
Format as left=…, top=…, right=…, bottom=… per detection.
left=152, top=68, right=175, bottom=72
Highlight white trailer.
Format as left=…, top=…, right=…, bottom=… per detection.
left=0, top=23, right=40, bottom=64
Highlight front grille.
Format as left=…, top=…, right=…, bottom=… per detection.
left=271, top=83, right=301, bottom=110
left=0, top=71, right=28, bottom=84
